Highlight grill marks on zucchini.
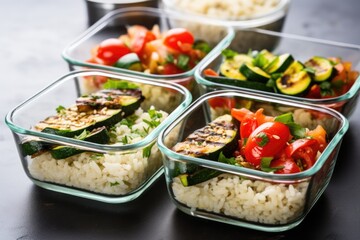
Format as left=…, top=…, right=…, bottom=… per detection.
left=172, top=115, right=239, bottom=186
left=213, top=49, right=339, bottom=97
left=172, top=115, right=239, bottom=159
left=23, top=87, right=145, bottom=159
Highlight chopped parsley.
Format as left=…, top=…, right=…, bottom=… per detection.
left=56, top=105, right=66, bottom=114
left=255, top=132, right=269, bottom=147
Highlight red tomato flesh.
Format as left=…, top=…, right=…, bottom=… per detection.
left=96, top=38, right=131, bottom=65
left=163, top=28, right=195, bottom=52
left=244, top=121, right=290, bottom=167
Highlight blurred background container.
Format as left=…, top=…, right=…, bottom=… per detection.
left=85, top=0, right=159, bottom=26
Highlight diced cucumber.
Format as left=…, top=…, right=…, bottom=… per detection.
left=114, top=53, right=143, bottom=71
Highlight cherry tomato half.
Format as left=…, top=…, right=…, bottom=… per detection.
left=285, top=138, right=320, bottom=170
left=270, top=157, right=301, bottom=174
left=240, top=116, right=258, bottom=139
left=244, top=121, right=290, bottom=167
left=96, top=38, right=131, bottom=65
left=163, top=28, right=195, bottom=52
left=208, top=97, right=236, bottom=109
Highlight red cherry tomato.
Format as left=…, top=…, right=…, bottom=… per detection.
left=208, top=97, right=236, bottom=109
left=163, top=28, right=195, bottom=52
left=96, top=38, right=131, bottom=65
left=285, top=139, right=320, bottom=170
left=244, top=121, right=290, bottom=167
left=240, top=116, right=258, bottom=139
left=162, top=63, right=184, bottom=75
left=270, top=157, right=301, bottom=174
left=130, top=29, right=157, bottom=56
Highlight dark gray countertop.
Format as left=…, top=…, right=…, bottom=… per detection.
left=1, top=0, right=360, bottom=239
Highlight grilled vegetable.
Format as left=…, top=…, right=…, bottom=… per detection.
left=304, top=56, right=334, bottom=82
left=172, top=114, right=239, bottom=160
left=204, top=75, right=274, bottom=92
left=275, top=70, right=312, bottom=95
left=50, top=126, right=110, bottom=159
left=219, top=54, right=253, bottom=80
left=38, top=108, right=123, bottom=138
left=21, top=139, right=51, bottom=157
left=265, top=53, right=294, bottom=73
left=76, top=89, right=144, bottom=112
left=240, top=63, right=270, bottom=82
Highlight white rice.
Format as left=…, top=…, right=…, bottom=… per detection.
left=29, top=107, right=168, bottom=195
left=172, top=174, right=309, bottom=224
left=169, top=0, right=281, bottom=20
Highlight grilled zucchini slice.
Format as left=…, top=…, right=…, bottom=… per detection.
left=219, top=54, right=253, bottom=80
left=50, top=126, right=110, bottom=159
left=240, top=63, right=271, bottom=82
left=275, top=70, right=312, bottom=96
left=304, top=56, right=334, bottom=82
left=204, top=76, right=274, bottom=93
left=38, top=108, right=123, bottom=138
left=76, top=89, right=144, bottom=112
left=172, top=114, right=239, bottom=160
left=265, top=53, right=294, bottom=73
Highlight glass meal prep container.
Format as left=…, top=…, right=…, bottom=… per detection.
left=158, top=90, right=348, bottom=232
left=5, top=70, right=192, bottom=203
left=62, top=6, right=234, bottom=99
left=195, top=28, right=360, bottom=117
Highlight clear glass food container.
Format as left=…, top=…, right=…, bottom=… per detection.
left=62, top=7, right=234, bottom=98
left=158, top=90, right=348, bottom=232
left=162, top=0, right=290, bottom=51
left=5, top=70, right=192, bottom=203
left=195, top=28, right=360, bottom=117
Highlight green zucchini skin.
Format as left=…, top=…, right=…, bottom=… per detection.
left=40, top=108, right=123, bottom=138
left=172, top=115, right=239, bottom=186
left=205, top=76, right=274, bottom=93
left=219, top=54, right=253, bottom=80
left=265, top=53, right=294, bottom=74
left=21, top=140, right=50, bottom=157
left=240, top=63, right=270, bottom=82
left=76, top=89, right=144, bottom=112
left=172, top=114, right=239, bottom=160
left=304, top=56, right=334, bottom=82
left=275, top=70, right=312, bottom=96
left=50, top=126, right=110, bottom=160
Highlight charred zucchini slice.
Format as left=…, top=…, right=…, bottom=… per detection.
left=284, top=60, right=305, bottom=75
left=21, top=139, right=51, bottom=157
left=39, top=108, right=123, bottom=138
left=304, top=56, right=334, bottom=82
left=114, top=53, right=143, bottom=71
left=172, top=114, right=239, bottom=160
left=50, top=126, right=110, bottom=160
left=219, top=54, right=253, bottom=80
left=76, top=89, right=144, bottom=112
left=204, top=76, right=274, bottom=92
left=275, top=70, right=312, bottom=96
left=265, top=53, right=294, bottom=73
left=240, top=63, right=270, bottom=82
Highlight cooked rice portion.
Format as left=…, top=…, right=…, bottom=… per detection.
left=170, top=0, right=281, bottom=20
left=29, top=107, right=168, bottom=195
left=172, top=174, right=308, bottom=224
